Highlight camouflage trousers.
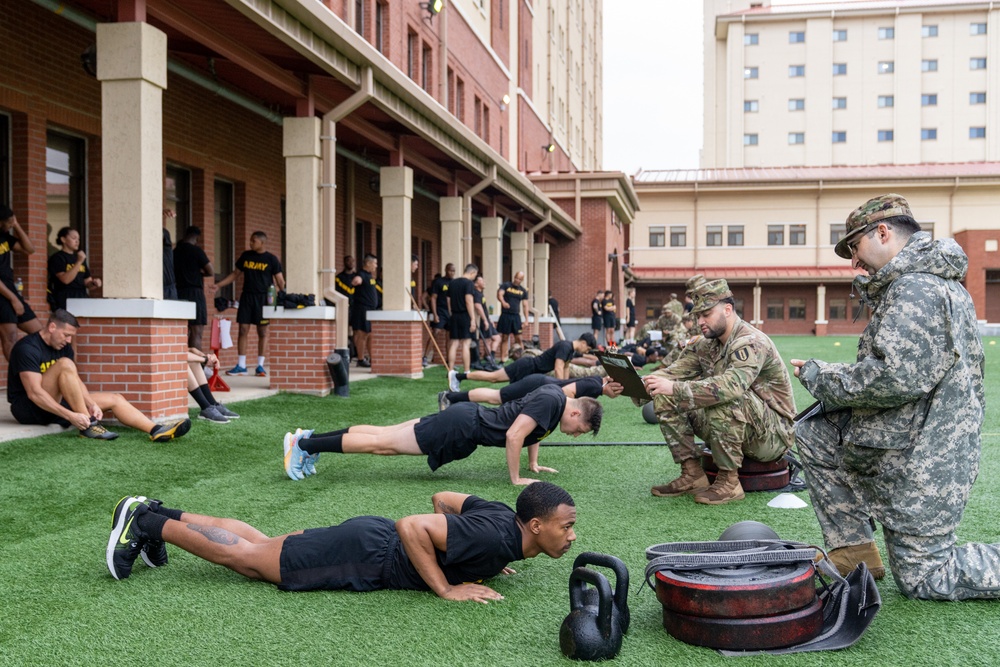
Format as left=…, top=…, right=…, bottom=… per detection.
left=797, top=407, right=1000, bottom=600
left=562, top=364, right=607, bottom=379
left=655, top=390, right=791, bottom=471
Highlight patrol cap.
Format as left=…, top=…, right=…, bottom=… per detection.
left=685, top=274, right=708, bottom=296
left=690, top=279, right=734, bottom=315
left=835, top=193, right=913, bottom=259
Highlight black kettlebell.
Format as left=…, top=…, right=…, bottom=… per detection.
left=572, top=552, right=631, bottom=634
left=559, top=567, right=623, bottom=661
left=642, top=401, right=657, bottom=424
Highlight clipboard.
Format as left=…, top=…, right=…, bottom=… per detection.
left=595, top=351, right=652, bottom=400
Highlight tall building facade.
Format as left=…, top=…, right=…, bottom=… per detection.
left=703, top=0, right=1000, bottom=168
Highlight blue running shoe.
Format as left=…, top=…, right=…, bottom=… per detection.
left=107, top=496, right=146, bottom=580
left=226, top=365, right=248, bottom=376
left=297, top=429, right=318, bottom=476
left=283, top=431, right=307, bottom=480
left=255, top=366, right=267, bottom=377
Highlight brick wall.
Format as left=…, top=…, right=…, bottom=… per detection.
left=266, top=319, right=338, bottom=395
left=956, top=230, right=1000, bottom=318
left=371, top=320, right=424, bottom=375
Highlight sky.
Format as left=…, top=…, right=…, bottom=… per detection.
left=602, top=1, right=827, bottom=175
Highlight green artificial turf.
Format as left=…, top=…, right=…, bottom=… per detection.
left=1, top=336, right=999, bottom=666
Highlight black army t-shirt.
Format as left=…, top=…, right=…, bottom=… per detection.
left=7, top=332, right=74, bottom=404
left=174, top=241, right=211, bottom=289
left=499, top=281, right=529, bottom=315
left=534, top=340, right=576, bottom=372
left=234, top=250, right=282, bottom=294
left=431, top=275, right=451, bottom=318
left=448, top=277, right=476, bottom=315
left=477, top=385, right=566, bottom=448
left=48, top=251, right=89, bottom=291
left=0, top=228, right=19, bottom=288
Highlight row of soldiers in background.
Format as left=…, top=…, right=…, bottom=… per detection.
left=333, top=254, right=384, bottom=368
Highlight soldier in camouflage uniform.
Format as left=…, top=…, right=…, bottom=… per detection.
left=664, top=293, right=684, bottom=318
left=792, top=194, right=994, bottom=600
left=641, top=279, right=797, bottom=505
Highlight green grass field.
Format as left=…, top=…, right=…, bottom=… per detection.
left=2, top=336, right=999, bottom=666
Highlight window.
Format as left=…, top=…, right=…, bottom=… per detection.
left=706, top=226, right=723, bottom=247
left=670, top=226, right=686, bottom=247
left=46, top=131, right=87, bottom=252
left=828, top=299, right=847, bottom=320
left=767, top=299, right=784, bottom=320
left=921, top=128, right=938, bottom=141
left=421, top=42, right=432, bottom=91
left=789, top=65, right=805, bottom=77
left=921, top=94, right=938, bottom=106
left=744, top=33, right=759, bottom=45
left=833, top=29, right=847, bottom=41
left=971, top=22, right=987, bottom=35
left=832, top=97, right=847, bottom=110
left=830, top=224, right=847, bottom=244
left=789, top=225, right=806, bottom=245
left=482, top=105, right=490, bottom=143
left=406, top=31, right=417, bottom=79
left=789, top=31, right=805, bottom=43
left=164, top=166, right=191, bottom=245
left=768, top=225, right=785, bottom=246
left=213, top=180, right=234, bottom=300
left=728, top=226, right=744, bottom=246
left=878, top=95, right=894, bottom=108
left=878, top=61, right=894, bottom=74
left=971, top=92, right=987, bottom=104
left=649, top=226, right=665, bottom=247
left=971, top=58, right=987, bottom=70
left=878, top=130, right=894, bottom=142
left=744, top=100, right=759, bottom=113
left=832, top=131, right=847, bottom=143
left=375, top=1, right=386, bottom=53
left=744, top=133, right=758, bottom=146
left=852, top=301, right=868, bottom=320
left=473, top=96, right=482, bottom=136
left=878, top=27, right=894, bottom=40
left=922, top=60, right=938, bottom=72
left=744, top=67, right=759, bottom=79
left=970, top=126, right=987, bottom=139
left=455, top=78, right=465, bottom=121
left=788, top=298, right=806, bottom=320
left=922, top=25, right=938, bottom=37
left=788, top=132, right=805, bottom=145
left=833, top=63, right=847, bottom=75
left=355, top=0, right=365, bottom=33
left=788, top=98, right=805, bottom=111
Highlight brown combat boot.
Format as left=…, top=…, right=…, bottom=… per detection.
left=693, top=469, right=745, bottom=505
left=651, top=458, right=710, bottom=497
left=828, top=542, right=886, bottom=580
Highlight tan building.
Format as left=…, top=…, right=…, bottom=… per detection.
left=703, top=0, right=1000, bottom=168
left=630, top=164, right=1000, bottom=334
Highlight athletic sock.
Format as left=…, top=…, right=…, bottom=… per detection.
left=237, top=355, right=247, bottom=368
left=447, top=391, right=469, bottom=403
left=134, top=505, right=167, bottom=541
left=457, top=372, right=467, bottom=381
left=200, top=384, right=218, bottom=406
left=257, top=356, right=265, bottom=368
left=300, top=433, right=343, bottom=454
left=189, top=386, right=212, bottom=410
left=151, top=505, right=184, bottom=521
left=311, top=427, right=348, bottom=439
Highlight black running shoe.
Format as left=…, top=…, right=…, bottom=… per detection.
left=136, top=496, right=168, bottom=568
left=80, top=420, right=119, bottom=440
left=106, top=496, right=146, bottom=580
left=150, top=418, right=192, bottom=442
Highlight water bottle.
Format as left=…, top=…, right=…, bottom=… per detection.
left=267, top=284, right=276, bottom=306
left=14, top=278, right=22, bottom=294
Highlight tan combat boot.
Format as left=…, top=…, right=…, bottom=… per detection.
left=828, top=542, right=886, bottom=580
left=651, top=458, right=710, bottom=497
left=693, top=469, right=746, bottom=505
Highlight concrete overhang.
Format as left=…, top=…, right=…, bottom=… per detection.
left=528, top=171, right=640, bottom=226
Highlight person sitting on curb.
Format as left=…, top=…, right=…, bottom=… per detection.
left=6, top=309, right=191, bottom=441
left=186, top=347, right=240, bottom=423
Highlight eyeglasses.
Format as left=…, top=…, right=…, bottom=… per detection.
left=846, top=224, right=877, bottom=256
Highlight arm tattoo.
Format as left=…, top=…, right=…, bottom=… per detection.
left=187, top=523, right=240, bottom=545
left=436, top=501, right=460, bottom=515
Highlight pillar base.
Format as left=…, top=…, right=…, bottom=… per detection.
left=369, top=311, right=425, bottom=376
left=264, top=306, right=338, bottom=396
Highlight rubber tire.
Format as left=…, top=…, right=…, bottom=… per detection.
left=706, top=468, right=790, bottom=491
left=701, top=448, right=788, bottom=474
left=661, top=597, right=824, bottom=650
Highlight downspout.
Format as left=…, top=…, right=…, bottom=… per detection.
left=463, top=166, right=495, bottom=265
left=439, top=2, right=448, bottom=110
left=321, top=67, right=374, bottom=349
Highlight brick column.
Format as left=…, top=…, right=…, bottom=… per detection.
left=537, top=319, right=554, bottom=349
left=368, top=310, right=424, bottom=377
left=71, top=299, right=194, bottom=420
left=265, top=306, right=338, bottom=395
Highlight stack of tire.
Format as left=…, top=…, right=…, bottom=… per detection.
left=701, top=448, right=789, bottom=491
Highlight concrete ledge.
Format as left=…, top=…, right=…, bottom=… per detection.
left=68, top=298, right=195, bottom=319
left=263, top=305, right=336, bottom=320
left=367, top=309, right=426, bottom=322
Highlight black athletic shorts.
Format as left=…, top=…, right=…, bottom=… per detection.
left=480, top=320, right=498, bottom=338
left=10, top=396, right=71, bottom=427
left=603, top=313, right=616, bottom=330
left=349, top=304, right=370, bottom=333
left=0, top=291, right=37, bottom=325
left=236, top=292, right=270, bottom=326
left=591, top=315, right=603, bottom=330
left=177, top=287, right=207, bottom=325
left=503, top=356, right=540, bottom=383
left=414, top=402, right=481, bottom=471
left=496, top=312, right=522, bottom=335
left=449, top=313, right=473, bottom=340
left=278, top=516, right=399, bottom=592
left=434, top=311, right=450, bottom=330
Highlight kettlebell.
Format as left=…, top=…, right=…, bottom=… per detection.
left=572, top=552, right=631, bottom=634
left=642, top=400, right=657, bottom=424
left=559, top=567, right=623, bottom=661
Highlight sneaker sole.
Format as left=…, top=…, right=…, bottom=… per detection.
left=283, top=433, right=303, bottom=481
left=225, top=370, right=248, bottom=376
left=197, top=414, right=229, bottom=423
left=107, top=496, right=139, bottom=580
left=151, top=419, right=193, bottom=442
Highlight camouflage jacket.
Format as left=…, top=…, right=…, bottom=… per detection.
left=798, top=233, right=985, bottom=450
left=638, top=312, right=682, bottom=342
left=652, top=318, right=797, bottom=425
